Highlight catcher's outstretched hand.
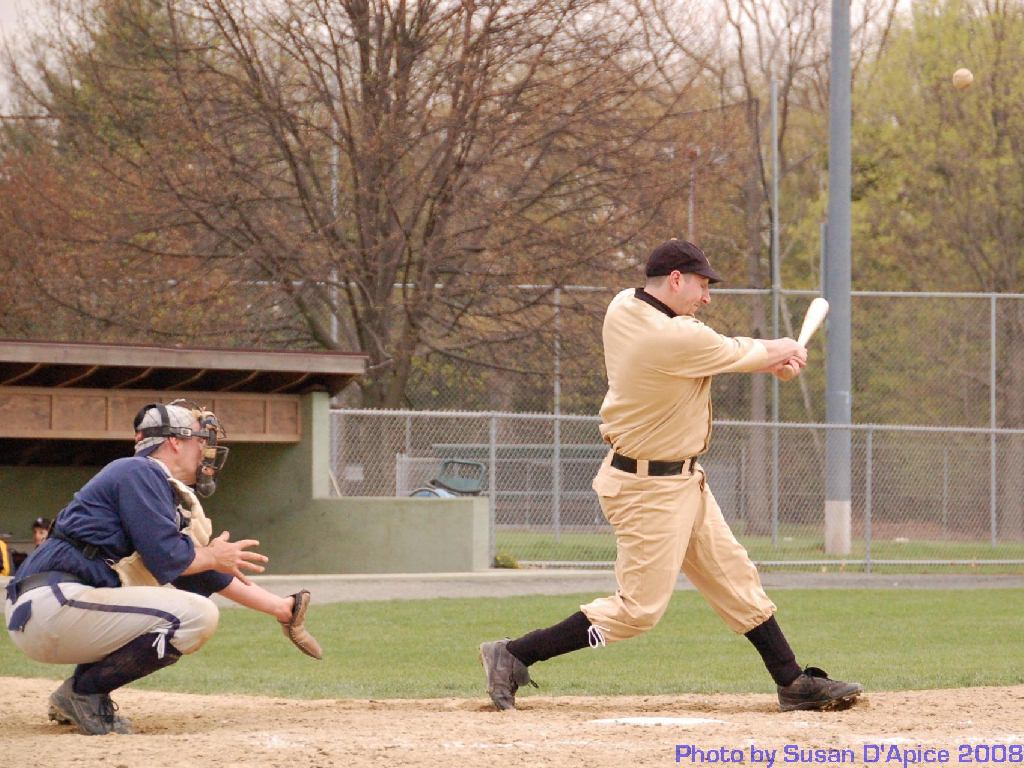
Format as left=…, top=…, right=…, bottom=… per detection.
left=198, top=531, right=268, bottom=586
left=280, top=589, right=323, bottom=660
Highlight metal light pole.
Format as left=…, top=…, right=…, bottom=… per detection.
left=824, top=0, right=853, bottom=555
left=770, top=78, right=781, bottom=547
left=688, top=168, right=697, bottom=242
left=687, top=145, right=700, bottom=241
left=330, top=89, right=340, bottom=347
left=553, top=287, right=562, bottom=543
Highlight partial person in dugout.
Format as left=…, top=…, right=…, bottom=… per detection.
left=31, top=517, right=51, bottom=548
left=0, top=517, right=51, bottom=575
left=4, top=400, right=323, bottom=735
left=480, top=239, right=863, bottom=713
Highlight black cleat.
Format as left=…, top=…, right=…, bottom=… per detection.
left=778, top=666, right=863, bottom=712
left=48, top=678, right=132, bottom=735
left=479, top=639, right=537, bottom=711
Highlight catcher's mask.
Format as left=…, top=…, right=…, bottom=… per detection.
left=133, top=399, right=229, bottom=497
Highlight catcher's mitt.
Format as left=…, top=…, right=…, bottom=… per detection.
left=280, top=590, right=323, bottom=659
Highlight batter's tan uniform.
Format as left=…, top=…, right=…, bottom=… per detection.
left=580, top=288, right=778, bottom=642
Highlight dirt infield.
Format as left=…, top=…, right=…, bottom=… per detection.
left=5, top=677, right=1023, bottom=767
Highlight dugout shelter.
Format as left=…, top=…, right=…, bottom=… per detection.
left=0, top=340, right=489, bottom=574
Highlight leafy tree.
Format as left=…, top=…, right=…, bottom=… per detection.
left=851, top=0, right=1024, bottom=535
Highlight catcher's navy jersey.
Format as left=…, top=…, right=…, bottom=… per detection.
left=12, top=457, right=230, bottom=596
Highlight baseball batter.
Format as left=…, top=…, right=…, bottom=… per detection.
left=4, top=401, right=322, bottom=735
left=481, top=239, right=862, bottom=712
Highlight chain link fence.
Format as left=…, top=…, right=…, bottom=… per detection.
left=331, top=290, right=1024, bottom=571
left=388, top=290, right=1024, bottom=432
left=330, top=408, right=1024, bottom=572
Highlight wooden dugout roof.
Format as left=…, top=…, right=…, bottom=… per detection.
left=0, top=340, right=364, bottom=396
left=0, top=340, right=366, bottom=465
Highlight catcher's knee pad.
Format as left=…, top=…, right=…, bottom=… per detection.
left=172, top=595, right=220, bottom=655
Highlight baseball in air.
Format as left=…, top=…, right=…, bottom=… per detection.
left=952, top=68, right=974, bottom=90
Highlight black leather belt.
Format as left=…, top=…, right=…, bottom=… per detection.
left=611, top=452, right=696, bottom=476
left=10, top=571, right=83, bottom=602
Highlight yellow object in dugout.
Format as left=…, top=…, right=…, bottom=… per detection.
left=0, top=538, right=11, bottom=576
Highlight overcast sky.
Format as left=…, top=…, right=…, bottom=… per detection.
left=0, top=1, right=24, bottom=39
left=0, top=0, right=44, bottom=109
left=0, top=1, right=19, bottom=107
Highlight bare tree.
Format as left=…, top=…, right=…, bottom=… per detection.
left=1, top=0, right=729, bottom=408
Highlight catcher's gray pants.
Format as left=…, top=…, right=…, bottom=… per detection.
left=5, top=581, right=219, bottom=664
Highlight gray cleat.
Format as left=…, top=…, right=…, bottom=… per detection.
left=777, top=667, right=863, bottom=712
left=48, top=678, right=132, bottom=735
left=479, top=639, right=537, bottom=711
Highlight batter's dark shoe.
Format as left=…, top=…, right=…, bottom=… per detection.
left=479, top=639, right=537, bottom=711
left=48, top=678, right=132, bottom=735
left=777, top=667, right=863, bottom=712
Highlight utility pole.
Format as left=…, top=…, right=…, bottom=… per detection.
left=824, top=0, right=853, bottom=555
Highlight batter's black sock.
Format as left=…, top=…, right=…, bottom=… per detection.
left=74, top=633, right=182, bottom=695
left=744, top=616, right=802, bottom=687
left=507, top=611, right=594, bottom=666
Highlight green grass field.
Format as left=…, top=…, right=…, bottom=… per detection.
left=497, top=530, right=1024, bottom=572
left=2, top=589, right=1023, bottom=699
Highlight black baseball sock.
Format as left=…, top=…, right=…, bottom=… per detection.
left=506, top=611, right=594, bottom=666
left=744, top=615, right=802, bottom=687
left=75, top=633, right=182, bottom=695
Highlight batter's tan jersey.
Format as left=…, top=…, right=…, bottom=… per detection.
left=598, top=288, right=775, bottom=460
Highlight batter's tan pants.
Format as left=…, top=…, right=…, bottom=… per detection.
left=580, top=452, right=776, bottom=643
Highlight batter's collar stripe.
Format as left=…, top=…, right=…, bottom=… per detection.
left=634, top=288, right=677, bottom=318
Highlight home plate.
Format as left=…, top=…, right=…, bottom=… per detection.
left=591, top=717, right=724, bottom=727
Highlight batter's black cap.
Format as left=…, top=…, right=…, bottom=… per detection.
left=32, top=517, right=50, bottom=530
left=645, top=239, right=722, bottom=283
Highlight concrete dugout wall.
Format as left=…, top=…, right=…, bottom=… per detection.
left=212, top=393, right=490, bottom=573
left=0, top=467, right=96, bottom=525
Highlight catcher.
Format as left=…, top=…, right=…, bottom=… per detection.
left=3, top=401, right=322, bottom=736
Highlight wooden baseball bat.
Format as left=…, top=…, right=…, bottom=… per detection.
left=797, top=297, right=830, bottom=346
left=778, top=297, right=829, bottom=381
